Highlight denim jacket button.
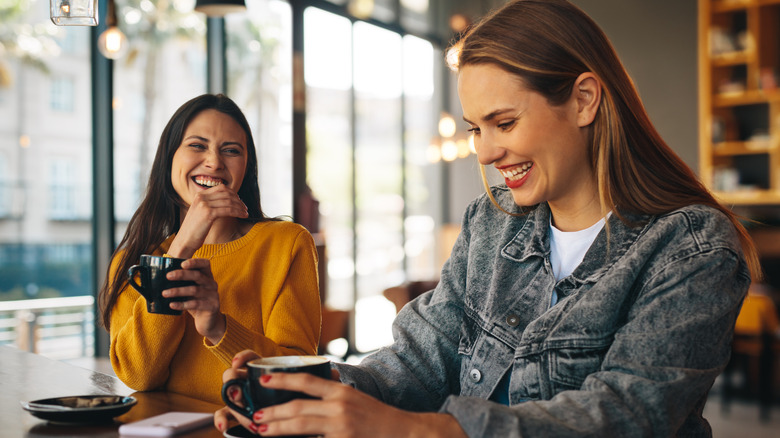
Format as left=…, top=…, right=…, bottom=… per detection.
left=506, top=314, right=520, bottom=327
left=469, top=368, right=482, bottom=382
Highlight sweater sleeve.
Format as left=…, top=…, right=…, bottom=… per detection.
left=207, top=226, right=322, bottom=364
left=108, top=251, right=187, bottom=391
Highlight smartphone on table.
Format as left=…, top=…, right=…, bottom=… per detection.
left=118, top=411, right=213, bottom=436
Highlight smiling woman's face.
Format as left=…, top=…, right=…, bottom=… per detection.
left=170, top=109, right=248, bottom=207
left=458, top=63, right=596, bottom=213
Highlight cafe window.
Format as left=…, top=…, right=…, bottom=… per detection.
left=304, top=6, right=442, bottom=353
left=226, top=0, right=294, bottom=218
left=0, top=3, right=94, bottom=358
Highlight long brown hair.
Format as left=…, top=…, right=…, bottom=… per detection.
left=99, top=93, right=278, bottom=329
left=450, top=0, right=761, bottom=279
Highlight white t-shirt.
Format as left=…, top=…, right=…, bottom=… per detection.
left=549, top=215, right=608, bottom=306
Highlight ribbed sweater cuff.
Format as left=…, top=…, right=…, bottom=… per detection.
left=206, top=314, right=255, bottom=365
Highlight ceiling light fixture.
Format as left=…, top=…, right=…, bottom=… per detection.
left=97, top=0, right=128, bottom=59
left=194, top=0, right=247, bottom=17
left=50, top=0, right=98, bottom=26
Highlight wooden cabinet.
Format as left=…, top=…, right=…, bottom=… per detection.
left=699, top=0, right=780, bottom=204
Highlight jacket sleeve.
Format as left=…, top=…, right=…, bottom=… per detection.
left=206, top=227, right=322, bottom=365
left=335, top=202, right=478, bottom=411
left=108, top=251, right=186, bottom=391
left=439, top=247, right=750, bottom=437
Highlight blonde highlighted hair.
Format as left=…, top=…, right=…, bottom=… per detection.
left=450, top=0, right=761, bottom=280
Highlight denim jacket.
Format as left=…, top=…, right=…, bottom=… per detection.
left=335, top=186, right=750, bottom=437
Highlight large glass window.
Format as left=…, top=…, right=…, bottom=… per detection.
left=304, top=7, right=354, bottom=312
left=0, top=1, right=93, bottom=358
left=226, top=0, right=293, bottom=218
left=305, top=6, right=441, bottom=353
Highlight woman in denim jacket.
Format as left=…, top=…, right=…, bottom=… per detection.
left=216, top=0, right=761, bottom=436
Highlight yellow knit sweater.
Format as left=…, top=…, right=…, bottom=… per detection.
left=108, top=220, right=321, bottom=404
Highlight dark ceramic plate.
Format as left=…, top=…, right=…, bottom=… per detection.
left=21, top=394, right=137, bottom=424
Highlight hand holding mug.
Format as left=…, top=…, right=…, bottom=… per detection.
left=127, top=255, right=195, bottom=315
left=221, top=355, right=331, bottom=420
left=214, top=351, right=468, bottom=438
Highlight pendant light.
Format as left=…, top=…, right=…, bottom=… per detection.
left=194, top=0, right=247, bottom=17
left=50, top=0, right=98, bottom=26
left=97, top=0, right=128, bottom=59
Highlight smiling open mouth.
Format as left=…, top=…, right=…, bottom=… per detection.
left=193, top=176, right=224, bottom=187
left=500, top=162, right=533, bottom=181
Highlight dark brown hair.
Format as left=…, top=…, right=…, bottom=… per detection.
left=450, top=0, right=760, bottom=279
left=99, top=93, right=278, bottom=329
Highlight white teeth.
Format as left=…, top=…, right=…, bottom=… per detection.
left=500, top=163, right=533, bottom=181
left=194, top=177, right=223, bottom=187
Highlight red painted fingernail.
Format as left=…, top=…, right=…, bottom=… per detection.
left=229, top=388, right=238, bottom=399
left=260, top=375, right=272, bottom=383
left=248, top=423, right=259, bottom=433
left=258, top=424, right=268, bottom=433
left=253, top=410, right=263, bottom=422
left=216, top=422, right=223, bottom=431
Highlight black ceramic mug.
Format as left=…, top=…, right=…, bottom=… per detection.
left=127, top=255, right=195, bottom=315
left=221, top=356, right=332, bottom=420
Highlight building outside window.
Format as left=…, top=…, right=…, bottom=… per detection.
left=48, top=159, right=78, bottom=220
left=50, top=77, right=75, bottom=112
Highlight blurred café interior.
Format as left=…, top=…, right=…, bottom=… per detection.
left=1, top=0, right=780, bottom=434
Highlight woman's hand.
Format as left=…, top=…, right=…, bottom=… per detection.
left=213, top=351, right=468, bottom=438
left=168, top=185, right=248, bottom=258
left=164, top=258, right=225, bottom=344
left=215, top=350, right=261, bottom=432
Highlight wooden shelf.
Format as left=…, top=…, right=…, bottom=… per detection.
left=713, top=0, right=752, bottom=12
left=714, top=190, right=780, bottom=205
left=713, top=140, right=774, bottom=155
left=711, top=50, right=752, bottom=65
left=713, top=89, right=778, bottom=106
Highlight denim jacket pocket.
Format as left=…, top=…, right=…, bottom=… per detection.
left=544, top=339, right=612, bottom=397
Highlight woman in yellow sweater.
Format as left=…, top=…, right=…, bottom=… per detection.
left=98, top=93, right=321, bottom=404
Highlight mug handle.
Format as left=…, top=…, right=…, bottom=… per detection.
left=221, top=378, right=254, bottom=419
left=127, top=265, right=149, bottom=299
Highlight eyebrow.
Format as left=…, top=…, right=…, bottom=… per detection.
left=462, top=107, right=517, bottom=125
left=185, top=135, right=245, bottom=149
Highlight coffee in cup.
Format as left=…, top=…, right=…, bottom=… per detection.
left=127, top=255, right=195, bottom=315
left=221, top=355, right=331, bottom=419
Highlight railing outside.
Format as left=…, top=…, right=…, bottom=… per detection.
left=0, top=296, right=95, bottom=360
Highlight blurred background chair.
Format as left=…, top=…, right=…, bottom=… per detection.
left=721, top=283, right=780, bottom=421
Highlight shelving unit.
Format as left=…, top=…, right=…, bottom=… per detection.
left=699, top=0, right=780, bottom=205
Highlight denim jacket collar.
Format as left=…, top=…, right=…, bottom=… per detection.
left=501, top=203, right=652, bottom=286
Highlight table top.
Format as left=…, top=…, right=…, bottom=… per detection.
left=1, top=345, right=227, bottom=438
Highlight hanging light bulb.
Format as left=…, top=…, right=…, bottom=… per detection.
left=441, top=140, right=458, bottom=162
left=50, top=0, right=98, bottom=26
left=426, top=141, right=442, bottom=164
left=347, top=0, right=374, bottom=19
left=438, top=113, right=457, bottom=138
left=98, top=0, right=128, bottom=59
left=194, top=0, right=247, bottom=17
